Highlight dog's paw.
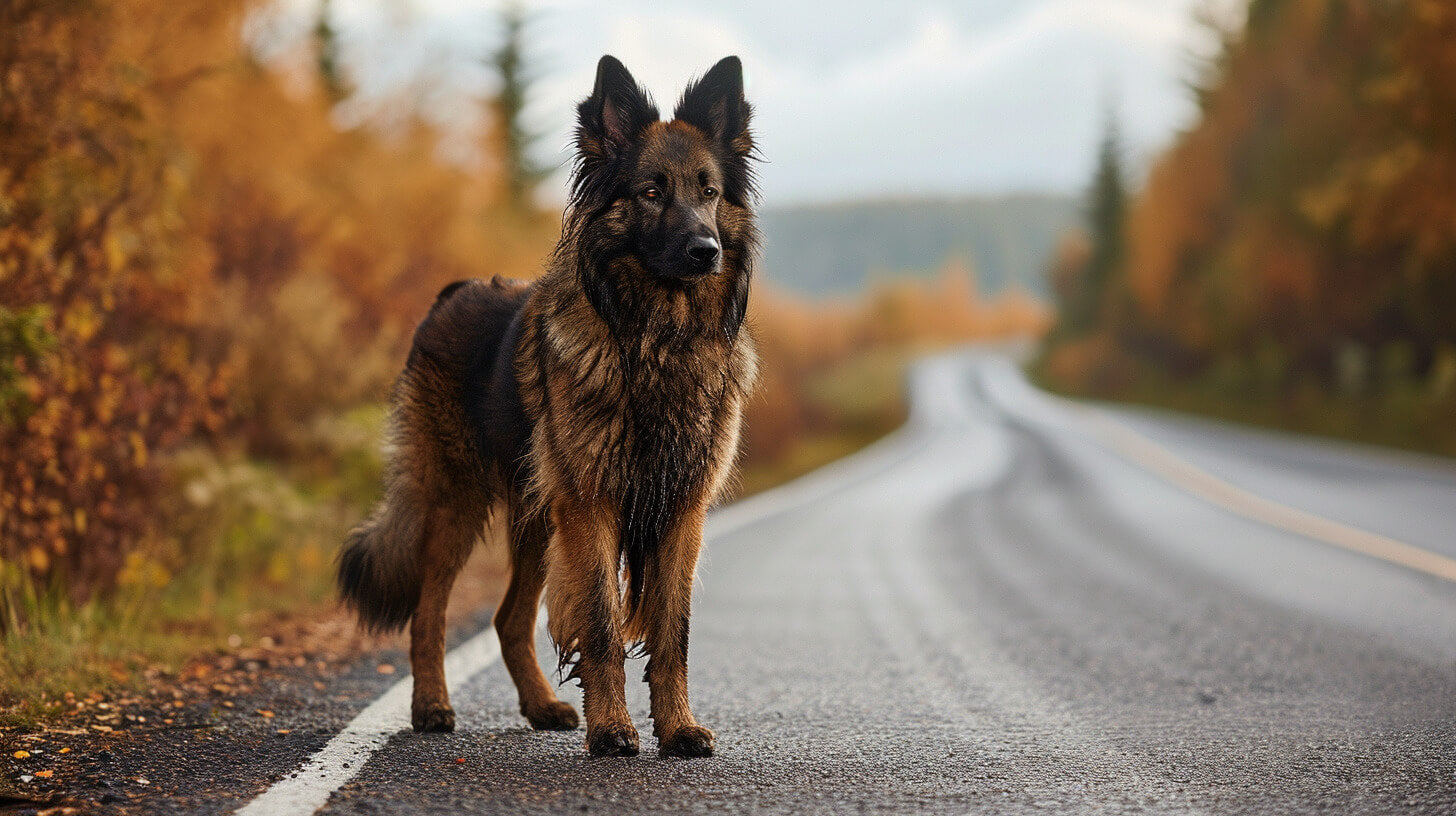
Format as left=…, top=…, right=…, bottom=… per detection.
left=658, top=724, right=715, bottom=758
left=411, top=705, right=455, bottom=733
left=585, top=724, right=640, bottom=757
left=525, top=700, right=579, bottom=731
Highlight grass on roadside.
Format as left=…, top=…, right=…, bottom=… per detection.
left=738, top=346, right=915, bottom=496
left=0, top=408, right=388, bottom=727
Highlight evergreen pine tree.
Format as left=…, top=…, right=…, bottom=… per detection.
left=314, top=0, right=348, bottom=102
left=1073, top=112, right=1128, bottom=335
left=490, top=3, right=548, bottom=210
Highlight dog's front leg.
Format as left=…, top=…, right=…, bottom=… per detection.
left=547, top=497, right=638, bottom=756
left=641, top=505, right=714, bottom=757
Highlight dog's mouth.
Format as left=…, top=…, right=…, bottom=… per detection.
left=666, top=265, right=717, bottom=281
left=647, top=259, right=719, bottom=283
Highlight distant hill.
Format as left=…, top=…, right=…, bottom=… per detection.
left=758, top=194, right=1079, bottom=299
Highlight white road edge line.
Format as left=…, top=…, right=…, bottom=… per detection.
left=1078, top=407, right=1456, bottom=584
left=233, top=626, right=501, bottom=816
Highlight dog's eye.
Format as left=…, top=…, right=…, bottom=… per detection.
left=641, top=186, right=661, bottom=201
left=703, top=186, right=719, bottom=199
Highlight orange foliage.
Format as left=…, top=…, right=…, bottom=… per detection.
left=0, top=1, right=233, bottom=597
left=1058, top=0, right=1456, bottom=394
left=0, top=0, right=556, bottom=603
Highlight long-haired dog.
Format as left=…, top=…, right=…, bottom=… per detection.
left=338, top=55, right=758, bottom=757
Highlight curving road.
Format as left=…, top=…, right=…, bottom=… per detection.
left=248, top=351, right=1456, bottom=815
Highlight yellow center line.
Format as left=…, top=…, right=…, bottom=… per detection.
left=1076, top=407, right=1456, bottom=585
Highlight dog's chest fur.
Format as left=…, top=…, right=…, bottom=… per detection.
left=516, top=267, right=757, bottom=509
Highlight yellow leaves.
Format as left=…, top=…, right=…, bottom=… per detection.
left=128, top=431, right=147, bottom=468
left=159, top=336, right=190, bottom=377
left=117, top=552, right=171, bottom=590
left=1297, top=179, right=1351, bottom=231
left=13, top=750, right=30, bottom=759
left=103, top=229, right=129, bottom=274
left=26, top=546, right=49, bottom=573
left=61, top=301, right=102, bottom=343
left=265, top=550, right=291, bottom=585
left=1362, top=141, right=1422, bottom=193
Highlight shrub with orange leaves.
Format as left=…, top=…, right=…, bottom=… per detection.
left=0, top=1, right=231, bottom=603
left=0, top=0, right=556, bottom=611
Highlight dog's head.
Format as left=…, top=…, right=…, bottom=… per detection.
left=568, top=55, right=756, bottom=289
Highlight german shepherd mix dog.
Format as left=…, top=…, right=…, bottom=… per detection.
left=338, top=55, right=758, bottom=758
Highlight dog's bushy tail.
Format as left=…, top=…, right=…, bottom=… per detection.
left=337, top=500, right=425, bottom=634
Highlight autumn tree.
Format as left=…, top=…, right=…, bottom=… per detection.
left=1039, top=0, right=1456, bottom=454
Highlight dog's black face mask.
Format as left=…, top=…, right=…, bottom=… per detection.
left=572, top=55, right=755, bottom=286
left=623, top=130, right=724, bottom=281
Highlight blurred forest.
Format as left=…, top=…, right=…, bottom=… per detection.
left=0, top=1, right=1044, bottom=708
left=1041, top=0, right=1456, bottom=456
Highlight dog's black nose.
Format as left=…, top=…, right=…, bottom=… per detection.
left=686, top=236, right=720, bottom=267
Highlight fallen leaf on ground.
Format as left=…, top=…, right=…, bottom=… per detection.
left=35, top=770, right=53, bottom=778
left=13, top=750, right=30, bottom=759
left=256, top=709, right=275, bottom=718
left=276, top=729, right=291, bottom=735
left=376, top=664, right=396, bottom=675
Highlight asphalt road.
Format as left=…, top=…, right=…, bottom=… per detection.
left=150, top=352, right=1456, bottom=813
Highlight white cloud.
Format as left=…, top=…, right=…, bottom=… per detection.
left=259, top=0, right=1220, bottom=204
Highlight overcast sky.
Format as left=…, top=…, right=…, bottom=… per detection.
left=259, top=0, right=1235, bottom=206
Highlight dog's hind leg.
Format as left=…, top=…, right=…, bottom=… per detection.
left=409, top=506, right=477, bottom=733
left=495, top=502, right=579, bottom=730
left=546, top=496, right=638, bottom=756
left=636, top=505, right=715, bottom=758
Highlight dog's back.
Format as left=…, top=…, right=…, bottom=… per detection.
left=406, top=276, right=536, bottom=485
left=338, top=275, right=531, bottom=633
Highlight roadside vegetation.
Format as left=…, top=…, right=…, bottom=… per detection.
left=1036, top=0, right=1456, bottom=459
left=0, top=1, right=1046, bottom=724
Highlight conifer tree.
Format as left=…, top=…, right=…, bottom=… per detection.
left=1082, top=111, right=1128, bottom=329
left=490, top=3, right=548, bottom=210
left=314, top=0, right=348, bottom=102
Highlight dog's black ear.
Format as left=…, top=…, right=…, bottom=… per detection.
left=675, top=56, right=755, bottom=201
left=577, top=55, right=658, bottom=161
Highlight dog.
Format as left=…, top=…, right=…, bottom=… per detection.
left=337, top=55, right=758, bottom=758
